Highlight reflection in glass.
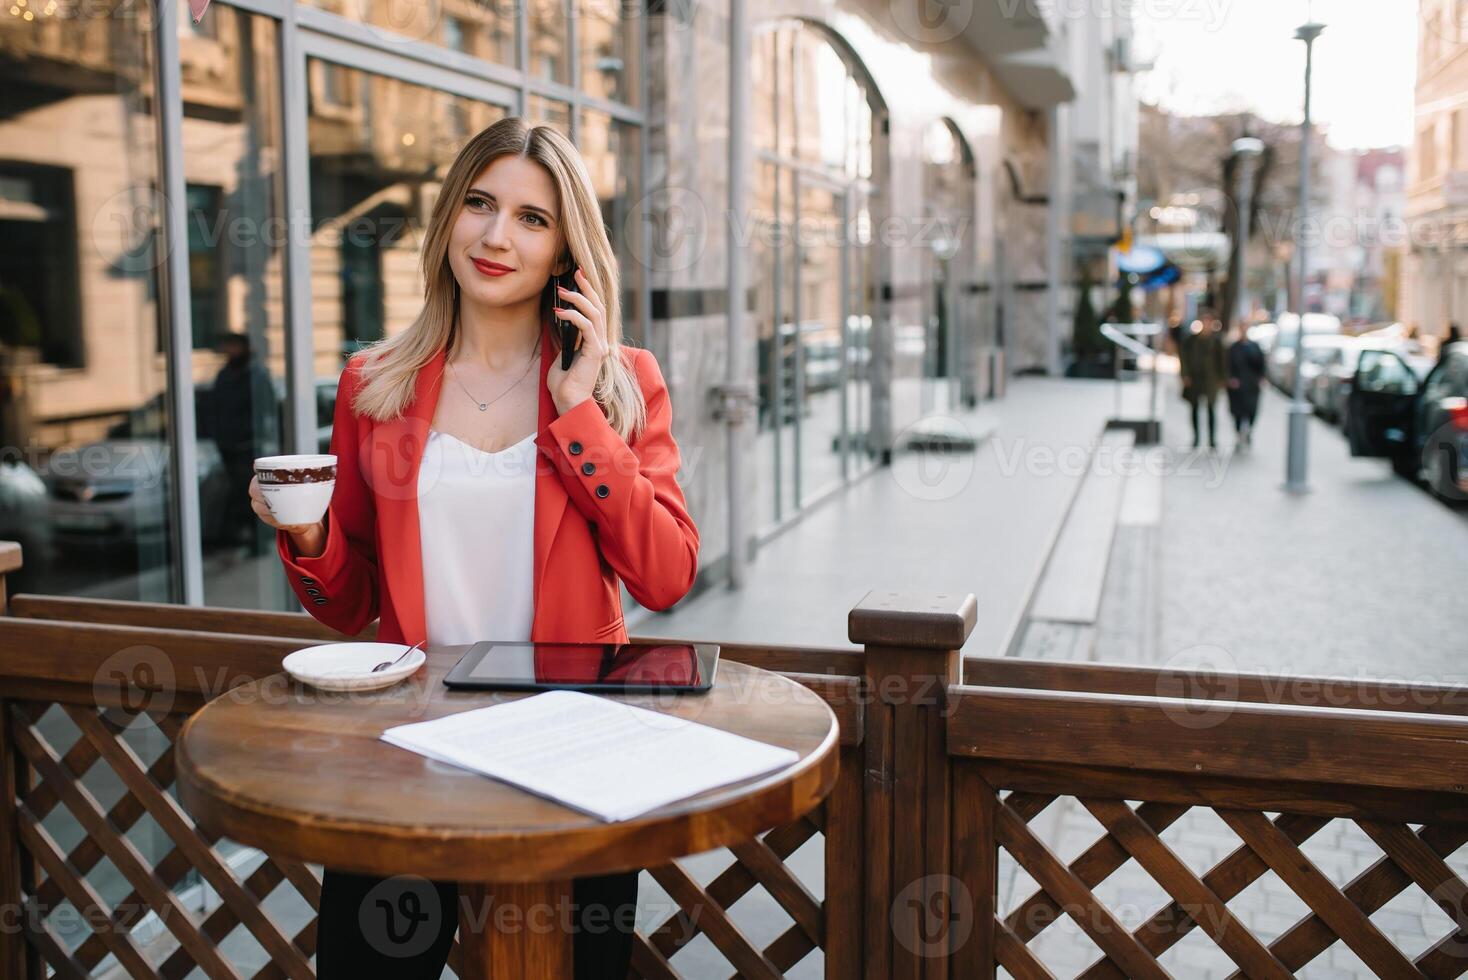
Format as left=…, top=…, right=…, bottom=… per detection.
left=529, top=0, right=569, bottom=83
left=301, top=0, right=516, bottom=67
left=916, top=119, right=971, bottom=417
left=307, top=58, right=507, bottom=385
left=578, top=0, right=637, bottom=103
left=751, top=21, right=879, bottom=529
left=797, top=182, right=845, bottom=503
left=752, top=27, right=777, bottom=155
left=751, top=158, right=778, bottom=532
left=528, top=94, right=572, bottom=135
left=0, top=0, right=173, bottom=602
left=579, top=108, right=642, bottom=344
left=777, top=165, right=797, bottom=522
left=847, top=195, right=874, bottom=464
left=177, top=8, right=292, bottom=609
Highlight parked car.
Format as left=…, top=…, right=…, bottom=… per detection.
left=1269, top=333, right=1352, bottom=394
left=46, top=388, right=237, bottom=553
left=1309, top=338, right=1421, bottom=424
left=0, top=459, right=52, bottom=590
left=1346, top=342, right=1468, bottom=501
left=1258, top=312, right=1341, bottom=357
left=44, top=376, right=338, bottom=554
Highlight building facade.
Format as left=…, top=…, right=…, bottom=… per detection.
left=1403, top=0, right=1468, bottom=343
left=0, top=0, right=1103, bottom=617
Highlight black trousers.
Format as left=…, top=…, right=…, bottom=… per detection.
left=1228, top=388, right=1259, bottom=432
left=1190, top=396, right=1217, bottom=447
left=316, top=867, right=639, bottom=979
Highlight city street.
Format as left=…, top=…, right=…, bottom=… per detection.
left=7, top=0, right=1468, bottom=974
left=637, top=365, right=1468, bottom=978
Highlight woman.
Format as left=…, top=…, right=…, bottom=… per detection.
left=248, top=117, right=699, bottom=978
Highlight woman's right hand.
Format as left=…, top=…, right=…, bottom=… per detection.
left=249, top=476, right=326, bottom=557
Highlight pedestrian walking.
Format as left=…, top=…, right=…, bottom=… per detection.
left=1226, top=321, right=1266, bottom=450
left=1180, top=306, right=1228, bottom=450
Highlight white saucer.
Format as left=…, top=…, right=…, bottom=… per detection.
left=282, top=642, right=427, bottom=691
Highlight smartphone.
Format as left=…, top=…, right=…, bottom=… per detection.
left=553, top=268, right=580, bottom=370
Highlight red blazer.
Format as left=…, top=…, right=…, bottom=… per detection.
left=275, top=326, right=699, bottom=646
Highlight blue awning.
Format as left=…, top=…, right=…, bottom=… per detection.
left=1115, top=246, right=1169, bottom=276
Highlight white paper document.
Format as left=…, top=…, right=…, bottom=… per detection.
left=379, top=690, right=802, bottom=822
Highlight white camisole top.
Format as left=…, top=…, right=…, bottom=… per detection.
left=417, top=428, right=537, bottom=647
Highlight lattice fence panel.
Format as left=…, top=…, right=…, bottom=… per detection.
left=962, top=769, right=1468, bottom=980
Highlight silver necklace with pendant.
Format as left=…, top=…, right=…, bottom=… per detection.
left=450, top=340, right=540, bottom=412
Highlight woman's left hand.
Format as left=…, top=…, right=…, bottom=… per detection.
left=547, top=266, right=609, bottom=415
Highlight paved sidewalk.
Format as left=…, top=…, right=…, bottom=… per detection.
left=639, top=376, right=1129, bottom=660
left=1097, top=368, right=1468, bottom=681
left=1013, top=367, right=1468, bottom=979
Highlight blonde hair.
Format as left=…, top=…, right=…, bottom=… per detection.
left=348, top=117, right=646, bottom=441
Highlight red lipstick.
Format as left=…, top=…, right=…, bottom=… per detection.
left=472, top=258, right=513, bottom=276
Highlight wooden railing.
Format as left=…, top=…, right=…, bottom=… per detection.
left=3, top=551, right=1468, bottom=978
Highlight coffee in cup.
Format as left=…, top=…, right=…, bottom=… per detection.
left=254, top=454, right=337, bottom=526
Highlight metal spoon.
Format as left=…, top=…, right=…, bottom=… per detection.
left=372, top=640, right=424, bottom=673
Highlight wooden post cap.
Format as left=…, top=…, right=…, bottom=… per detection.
left=847, top=590, right=977, bottom=649
left=0, top=542, right=20, bottom=575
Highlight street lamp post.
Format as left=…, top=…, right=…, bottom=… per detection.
left=1230, top=137, right=1265, bottom=332
left=1285, top=19, right=1325, bottom=494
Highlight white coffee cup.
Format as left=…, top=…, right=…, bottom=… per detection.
left=254, top=454, right=337, bottom=526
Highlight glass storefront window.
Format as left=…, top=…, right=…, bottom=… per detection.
left=578, top=0, right=637, bottom=104
left=0, top=0, right=176, bottom=602
left=528, top=94, right=572, bottom=134
left=917, top=119, right=972, bottom=416
left=301, top=0, right=516, bottom=66
left=753, top=28, right=778, bottom=154
left=529, top=0, right=570, bottom=84
left=179, top=7, right=292, bottom=609
left=753, top=20, right=880, bottom=530
left=578, top=108, right=641, bottom=345
left=306, top=58, right=508, bottom=415
left=0, top=0, right=642, bottom=612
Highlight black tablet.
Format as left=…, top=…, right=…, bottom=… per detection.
left=442, top=640, right=719, bottom=693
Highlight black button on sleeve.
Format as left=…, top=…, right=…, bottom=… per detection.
left=312, top=597, right=328, bottom=605
left=300, top=577, right=316, bottom=586
left=581, top=462, right=596, bottom=476
left=595, top=484, right=610, bottom=499
left=568, top=441, right=583, bottom=455
left=305, top=588, right=321, bottom=597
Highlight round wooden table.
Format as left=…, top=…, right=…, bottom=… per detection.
left=175, top=646, right=839, bottom=979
